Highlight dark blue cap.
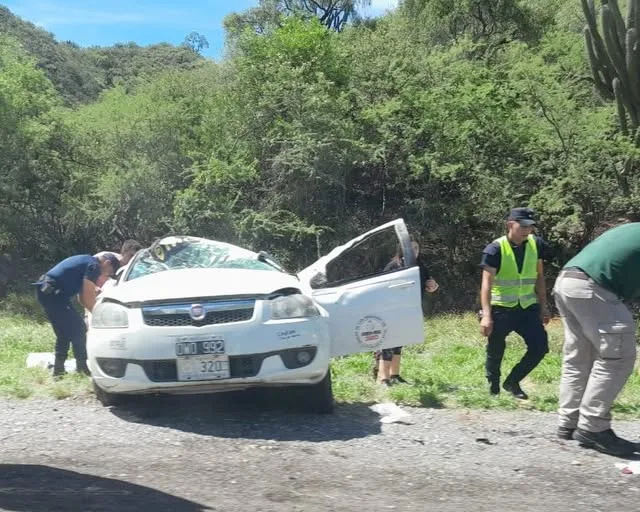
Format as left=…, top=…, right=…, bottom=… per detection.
left=507, top=207, right=536, bottom=226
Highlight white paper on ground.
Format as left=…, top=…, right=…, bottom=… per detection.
left=369, top=402, right=413, bottom=424
left=615, top=461, right=640, bottom=474
left=26, top=352, right=76, bottom=372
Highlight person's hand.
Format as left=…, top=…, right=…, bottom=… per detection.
left=425, top=279, right=439, bottom=293
left=480, top=315, right=493, bottom=337
left=541, top=305, right=551, bottom=326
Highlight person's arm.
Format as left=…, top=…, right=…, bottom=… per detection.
left=480, top=267, right=496, bottom=337
left=536, top=259, right=550, bottom=325
left=79, top=278, right=100, bottom=312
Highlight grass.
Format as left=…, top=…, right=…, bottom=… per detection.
left=332, top=313, right=640, bottom=418
left=0, top=305, right=92, bottom=400
left=3, top=293, right=640, bottom=418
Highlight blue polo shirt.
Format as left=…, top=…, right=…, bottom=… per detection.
left=45, top=255, right=101, bottom=299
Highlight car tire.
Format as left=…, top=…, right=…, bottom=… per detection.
left=298, top=368, right=334, bottom=414
left=93, top=380, right=123, bottom=407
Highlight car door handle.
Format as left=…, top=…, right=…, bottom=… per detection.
left=388, top=281, right=416, bottom=289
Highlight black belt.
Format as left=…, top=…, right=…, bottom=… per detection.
left=560, top=268, right=590, bottom=280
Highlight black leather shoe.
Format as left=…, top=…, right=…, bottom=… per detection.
left=503, top=380, right=528, bottom=400
left=75, top=360, right=91, bottom=376
left=52, top=358, right=66, bottom=379
left=488, top=379, right=500, bottom=395
left=572, top=428, right=636, bottom=457
left=557, top=426, right=575, bottom=440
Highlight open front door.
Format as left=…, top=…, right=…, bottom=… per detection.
left=297, top=219, right=424, bottom=358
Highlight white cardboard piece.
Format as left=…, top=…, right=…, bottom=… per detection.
left=26, top=352, right=76, bottom=372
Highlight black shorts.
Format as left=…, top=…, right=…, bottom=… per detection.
left=374, top=347, right=402, bottom=361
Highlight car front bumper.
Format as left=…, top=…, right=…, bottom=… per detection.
left=87, top=306, right=331, bottom=395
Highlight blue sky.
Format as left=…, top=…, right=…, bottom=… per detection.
left=2, top=0, right=398, bottom=60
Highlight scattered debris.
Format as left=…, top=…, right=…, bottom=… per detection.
left=616, top=461, right=640, bottom=475
left=26, top=353, right=76, bottom=372
left=369, top=403, right=413, bottom=424
left=475, top=438, right=496, bottom=445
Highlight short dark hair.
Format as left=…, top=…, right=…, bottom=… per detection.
left=121, top=239, right=143, bottom=255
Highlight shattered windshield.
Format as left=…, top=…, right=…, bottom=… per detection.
left=125, top=236, right=280, bottom=281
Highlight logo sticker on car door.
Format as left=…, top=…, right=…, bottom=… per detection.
left=355, top=316, right=387, bottom=348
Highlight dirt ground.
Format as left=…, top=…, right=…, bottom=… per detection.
left=1, top=393, right=640, bottom=512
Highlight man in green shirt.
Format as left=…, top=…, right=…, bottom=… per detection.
left=553, top=222, right=640, bottom=456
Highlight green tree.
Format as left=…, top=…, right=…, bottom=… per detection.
left=182, top=32, right=210, bottom=54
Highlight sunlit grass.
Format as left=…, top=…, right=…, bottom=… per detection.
left=3, top=295, right=640, bottom=419
left=333, top=314, right=640, bottom=418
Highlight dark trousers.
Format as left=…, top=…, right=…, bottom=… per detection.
left=36, top=288, right=87, bottom=362
left=486, top=304, right=548, bottom=384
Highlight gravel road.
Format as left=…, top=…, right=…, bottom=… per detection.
left=1, top=392, right=640, bottom=512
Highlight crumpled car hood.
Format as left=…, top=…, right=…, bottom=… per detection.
left=103, top=268, right=301, bottom=304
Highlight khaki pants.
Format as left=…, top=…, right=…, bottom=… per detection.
left=553, top=270, right=636, bottom=432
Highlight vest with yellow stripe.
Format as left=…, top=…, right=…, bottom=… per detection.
left=491, top=235, right=538, bottom=308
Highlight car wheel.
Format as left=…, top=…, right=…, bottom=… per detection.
left=296, top=368, right=334, bottom=414
left=92, top=381, right=123, bottom=407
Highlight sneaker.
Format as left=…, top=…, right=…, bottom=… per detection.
left=488, top=379, right=500, bottom=395
left=378, top=379, right=393, bottom=387
left=390, top=375, right=409, bottom=385
left=572, top=428, right=636, bottom=457
left=557, top=426, right=575, bottom=440
left=503, top=380, right=528, bottom=400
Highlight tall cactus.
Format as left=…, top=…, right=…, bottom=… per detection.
left=582, top=0, right=640, bottom=140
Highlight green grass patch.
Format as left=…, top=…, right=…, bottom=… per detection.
left=332, top=313, right=640, bottom=419
left=3, top=299, right=640, bottom=418
left=0, top=295, right=92, bottom=400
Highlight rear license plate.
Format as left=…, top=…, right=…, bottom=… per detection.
left=176, top=355, right=230, bottom=381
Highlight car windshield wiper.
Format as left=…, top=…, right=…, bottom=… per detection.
left=257, top=251, right=284, bottom=272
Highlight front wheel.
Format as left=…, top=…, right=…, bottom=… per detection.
left=286, top=369, right=334, bottom=414
left=93, top=381, right=124, bottom=407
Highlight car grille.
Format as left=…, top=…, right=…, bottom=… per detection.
left=142, top=300, right=255, bottom=327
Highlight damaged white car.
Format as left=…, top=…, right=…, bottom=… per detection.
left=87, top=219, right=424, bottom=412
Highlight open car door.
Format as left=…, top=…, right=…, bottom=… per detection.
left=297, top=219, right=424, bottom=357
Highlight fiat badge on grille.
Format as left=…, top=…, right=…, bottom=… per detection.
left=189, top=304, right=206, bottom=321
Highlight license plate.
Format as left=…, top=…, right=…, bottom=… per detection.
left=176, top=355, right=230, bottom=381
left=175, top=336, right=229, bottom=381
left=175, top=336, right=225, bottom=356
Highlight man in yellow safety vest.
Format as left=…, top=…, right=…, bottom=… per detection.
left=479, top=207, right=550, bottom=399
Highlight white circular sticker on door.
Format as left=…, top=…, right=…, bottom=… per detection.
left=355, top=316, right=387, bottom=349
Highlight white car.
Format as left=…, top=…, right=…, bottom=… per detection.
left=87, top=219, right=424, bottom=412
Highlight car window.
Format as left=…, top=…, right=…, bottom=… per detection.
left=126, top=236, right=280, bottom=281
left=319, top=227, right=402, bottom=288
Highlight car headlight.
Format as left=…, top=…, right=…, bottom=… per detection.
left=270, top=294, right=319, bottom=319
left=91, top=302, right=129, bottom=329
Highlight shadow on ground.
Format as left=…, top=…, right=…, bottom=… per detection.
left=0, top=464, right=210, bottom=512
left=107, top=389, right=387, bottom=442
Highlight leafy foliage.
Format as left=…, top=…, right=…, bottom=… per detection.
left=1, top=3, right=639, bottom=310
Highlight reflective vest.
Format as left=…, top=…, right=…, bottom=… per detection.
left=491, top=235, right=538, bottom=308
